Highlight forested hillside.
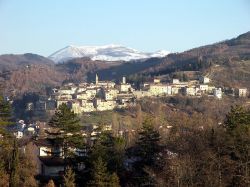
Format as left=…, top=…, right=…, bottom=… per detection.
left=140, top=32, right=250, bottom=88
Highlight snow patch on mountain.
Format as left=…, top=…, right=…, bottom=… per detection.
left=48, top=44, right=170, bottom=63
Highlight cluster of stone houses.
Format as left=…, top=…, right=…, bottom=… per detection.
left=51, top=74, right=248, bottom=114
left=135, top=76, right=248, bottom=99
left=17, top=122, right=112, bottom=180
left=6, top=116, right=113, bottom=181
left=13, top=120, right=39, bottom=139
left=134, top=76, right=223, bottom=99
left=52, top=75, right=135, bottom=114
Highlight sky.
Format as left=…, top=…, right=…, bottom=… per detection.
left=0, top=0, right=250, bottom=56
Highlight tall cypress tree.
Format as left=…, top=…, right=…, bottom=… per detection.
left=64, top=167, right=76, bottom=187
left=88, top=156, right=121, bottom=187
left=9, top=139, right=19, bottom=187
left=88, top=157, right=109, bottom=187
left=0, top=94, right=15, bottom=186
left=0, top=95, right=11, bottom=135
left=109, top=172, right=121, bottom=187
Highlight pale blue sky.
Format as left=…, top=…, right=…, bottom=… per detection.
left=0, top=0, right=249, bottom=56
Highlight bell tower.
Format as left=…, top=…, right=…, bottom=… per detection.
left=122, top=76, right=126, bottom=84
left=95, top=74, right=99, bottom=85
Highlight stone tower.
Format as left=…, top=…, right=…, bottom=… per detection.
left=95, top=74, right=99, bottom=85
left=122, top=76, right=126, bottom=84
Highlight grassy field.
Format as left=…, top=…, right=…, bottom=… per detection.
left=81, top=111, right=114, bottom=125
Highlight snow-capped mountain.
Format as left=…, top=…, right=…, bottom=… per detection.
left=48, top=44, right=170, bottom=63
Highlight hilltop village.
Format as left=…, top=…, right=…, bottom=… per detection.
left=8, top=74, right=249, bottom=185
left=14, top=74, right=248, bottom=140
left=18, top=73, right=249, bottom=141
left=46, top=74, right=248, bottom=114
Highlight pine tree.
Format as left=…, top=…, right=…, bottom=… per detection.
left=127, top=118, right=163, bottom=186
left=224, top=105, right=250, bottom=132
left=89, top=131, right=125, bottom=174
left=49, top=103, right=81, bottom=133
left=64, top=167, right=76, bottom=187
left=48, top=103, right=82, bottom=159
left=223, top=105, right=250, bottom=186
left=136, top=118, right=161, bottom=165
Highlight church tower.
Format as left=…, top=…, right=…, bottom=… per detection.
left=122, top=76, right=126, bottom=84
left=95, top=74, right=99, bottom=85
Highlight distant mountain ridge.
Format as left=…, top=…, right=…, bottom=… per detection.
left=48, top=44, right=170, bottom=63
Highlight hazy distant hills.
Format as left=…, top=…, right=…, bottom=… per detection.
left=0, top=31, right=250, bottom=97
left=0, top=53, right=54, bottom=71
left=0, top=56, right=115, bottom=97
left=48, top=44, right=170, bottom=63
